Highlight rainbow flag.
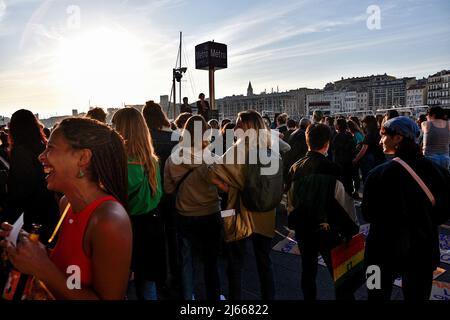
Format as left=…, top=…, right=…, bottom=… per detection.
left=331, top=233, right=365, bottom=287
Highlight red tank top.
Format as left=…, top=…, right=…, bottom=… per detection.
left=50, top=196, right=117, bottom=287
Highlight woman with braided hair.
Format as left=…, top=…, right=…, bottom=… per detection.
left=1, top=117, right=132, bottom=300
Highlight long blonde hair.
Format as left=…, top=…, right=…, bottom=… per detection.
left=236, top=109, right=271, bottom=147
left=112, top=107, right=159, bottom=196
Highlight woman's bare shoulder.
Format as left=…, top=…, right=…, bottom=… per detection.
left=92, top=201, right=129, bottom=227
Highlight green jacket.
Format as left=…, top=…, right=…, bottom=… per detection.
left=127, top=159, right=162, bottom=215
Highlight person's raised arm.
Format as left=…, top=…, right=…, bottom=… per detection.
left=353, top=144, right=368, bottom=166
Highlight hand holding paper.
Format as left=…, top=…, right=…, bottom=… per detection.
left=0, top=221, right=13, bottom=238
left=5, top=213, right=24, bottom=247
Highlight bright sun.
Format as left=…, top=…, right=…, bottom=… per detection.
left=55, top=28, right=148, bottom=107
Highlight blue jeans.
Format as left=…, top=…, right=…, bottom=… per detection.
left=135, top=280, right=157, bottom=300
left=179, top=235, right=194, bottom=300
left=426, top=154, right=450, bottom=170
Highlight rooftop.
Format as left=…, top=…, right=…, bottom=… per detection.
left=429, top=70, right=450, bottom=77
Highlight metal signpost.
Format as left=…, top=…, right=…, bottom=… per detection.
left=195, top=41, right=227, bottom=119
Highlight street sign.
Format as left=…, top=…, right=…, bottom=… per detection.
left=195, top=41, right=227, bottom=70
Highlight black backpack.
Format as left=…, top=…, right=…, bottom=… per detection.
left=241, top=148, right=284, bottom=212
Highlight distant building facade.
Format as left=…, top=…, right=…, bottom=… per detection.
left=427, top=70, right=450, bottom=108
left=216, top=85, right=317, bottom=121
left=366, top=77, right=416, bottom=111
left=306, top=74, right=417, bottom=116
left=406, top=84, right=427, bottom=108
left=306, top=90, right=368, bottom=116
left=40, top=115, right=71, bottom=129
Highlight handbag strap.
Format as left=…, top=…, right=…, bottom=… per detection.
left=0, top=155, right=9, bottom=170
left=392, top=157, right=436, bottom=207
left=174, top=167, right=195, bottom=194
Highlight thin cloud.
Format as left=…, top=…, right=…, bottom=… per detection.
left=121, top=0, right=186, bottom=11
left=231, top=25, right=450, bottom=66
left=231, top=13, right=368, bottom=58
left=189, top=0, right=310, bottom=44
left=1, top=0, right=449, bottom=116
left=0, top=1, right=5, bottom=21
left=0, top=0, right=7, bottom=36
left=201, top=2, right=398, bottom=59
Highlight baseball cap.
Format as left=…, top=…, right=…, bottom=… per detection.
left=383, top=116, right=420, bottom=140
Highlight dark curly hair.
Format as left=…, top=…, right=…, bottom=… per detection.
left=142, top=101, right=171, bottom=130
left=57, top=117, right=128, bottom=207
left=86, top=107, right=107, bottom=123
left=9, top=109, right=47, bottom=154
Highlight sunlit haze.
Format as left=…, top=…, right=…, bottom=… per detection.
left=0, top=0, right=449, bottom=118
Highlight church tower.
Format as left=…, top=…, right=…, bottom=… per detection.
left=247, top=81, right=254, bottom=96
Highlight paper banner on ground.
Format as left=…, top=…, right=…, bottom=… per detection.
left=394, top=267, right=446, bottom=288
left=441, top=224, right=450, bottom=230
left=430, top=280, right=450, bottom=300
left=359, top=224, right=370, bottom=238
left=439, top=233, right=450, bottom=251
left=272, top=230, right=300, bottom=255
left=441, top=249, right=450, bottom=265
left=318, top=255, right=327, bottom=267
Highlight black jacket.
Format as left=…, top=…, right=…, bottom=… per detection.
left=362, top=157, right=450, bottom=271
left=196, top=100, right=210, bottom=121
left=288, top=151, right=358, bottom=242
left=332, top=132, right=356, bottom=167
left=2, top=144, right=59, bottom=242
left=150, top=129, right=178, bottom=206
left=283, top=129, right=308, bottom=184
left=150, top=129, right=178, bottom=174
left=180, top=104, right=192, bottom=114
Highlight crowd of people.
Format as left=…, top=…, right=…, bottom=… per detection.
left=0, top=100, right=449, bottom=301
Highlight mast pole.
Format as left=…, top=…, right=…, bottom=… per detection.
left=173, top=72, right=176, bottom=119
left=179, top=31, right=182, bottom=105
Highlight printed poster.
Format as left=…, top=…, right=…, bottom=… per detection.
left=359, top=224, right=370, bottom=238
left=441, top=249, right=450, bottom=265
left=439, top=233, right=450, bottom=251
left=430, top=280, right=450, bottom=300
left=272, top=230, right=300, bottom=255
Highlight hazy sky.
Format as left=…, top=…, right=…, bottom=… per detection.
left=0, top=0, right=449, bottom=118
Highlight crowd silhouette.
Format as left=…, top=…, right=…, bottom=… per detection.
left=0, top=103, right=449, bottom=301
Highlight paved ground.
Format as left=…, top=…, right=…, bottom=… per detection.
left=128, top=199, right=450, bottom=300
left=242, top=203, right=450, bottom=300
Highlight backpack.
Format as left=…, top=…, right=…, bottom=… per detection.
left=241, top=148, right=284, bottom=212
